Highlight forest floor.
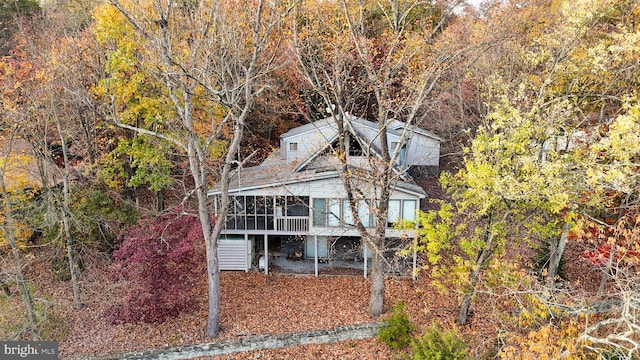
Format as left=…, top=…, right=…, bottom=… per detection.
left=9, top=249, right=498, bottom=359
left=3, top=236, right=601, bottom=359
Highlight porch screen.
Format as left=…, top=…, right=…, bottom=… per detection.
left=225, top=196, right=275, bottom=230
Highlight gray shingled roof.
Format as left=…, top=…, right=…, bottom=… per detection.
left=208, top=157, right=426, bottom=197
left=208, top=115, right=434, bottom=197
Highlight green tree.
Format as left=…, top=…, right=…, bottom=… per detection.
left=413, top=0, right=640, bottom=343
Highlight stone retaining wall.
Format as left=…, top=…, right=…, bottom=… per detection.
left=89, top=322, right=381, bottom=360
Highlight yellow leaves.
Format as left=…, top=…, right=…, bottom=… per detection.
left=92, top=4, right=130, bottom=46
left=499, top=318, right=590, bottom=360
left=0, top=144, right=44, bottom=193
left=0, top=217, right=34, bottom=251
left=0, top=140, right=39, bottom=251
left=587, top=101, right=640, bottom=194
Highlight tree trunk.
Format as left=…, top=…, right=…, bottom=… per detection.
left=56, top=114, right=83, bottom=309
left=368, top=238, right=384, bottom=317
left=456, top=261, right=482, bottom=325
left=598, top=243, right=616, bottom=295
left=206, top=239, right=221, bottom=337
left=546, top=222, right=570, bottom=286
left=456, top=213, right=496, bottom=325
left=156, top=190, right=165, bottom=212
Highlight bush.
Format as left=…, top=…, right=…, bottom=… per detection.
left=410, top=322, right=468, bottom=360
left=105, top=207, right=204, bottom=324
left=378, top=302, right=415, bottom=350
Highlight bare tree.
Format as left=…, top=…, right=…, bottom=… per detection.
left=293, top=0, right=469, bottom=316
left=104, top=0, right=293, bottom=337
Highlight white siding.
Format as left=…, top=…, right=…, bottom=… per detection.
left=219, top=238, right=249, bottom=271
left=284, top=126, right=338, bottom=162
left=405, top=134, right=440, bottom=167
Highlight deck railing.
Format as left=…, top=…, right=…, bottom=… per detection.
left=276, top=216, right=309, bottom=232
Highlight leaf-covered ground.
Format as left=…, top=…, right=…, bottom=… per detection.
left=21, top=251, right=490, bottom=359
left=15, top=237, right=600, bottom=359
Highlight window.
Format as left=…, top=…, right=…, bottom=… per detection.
left=306, top=236, right=328, bottom=258
left=289, top=142, right=298, bottom=151
left=328, top=199, right=341, bottom=227
left=312, top=198, right=374, bottom=228
left=403, top=200, right=416, bottom=222
left=391, top=142, right=407, bottom=165
left=388, top=199, right=417, bottom=226
left=358, top=200, right=371, bottom=227
left=312, top=198, right=326, bottom=226
left=343, top=200, right=354, bottom=225
left=311, top=198, right=342, bottom=227
left=388, top=200, right=401, bottom=225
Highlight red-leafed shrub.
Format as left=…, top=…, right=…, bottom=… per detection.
left=105, top=207, right=205, bottom=324
left=582, top=213, right=640, bottom=266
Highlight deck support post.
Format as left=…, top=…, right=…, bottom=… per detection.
left=245, top=233, right=250, bottom=272
left=363, top=241, right=368, bottom=279
left=264, top=234, right=268, bottom=275
left=314, top=235, right=318, bottom=277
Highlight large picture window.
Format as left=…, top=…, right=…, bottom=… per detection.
left=403, top=200, right=416, bottom=222
left=312, top=198, right=327, bottom=226
left=387, top=199, right=417, bottom=226
left=312, top=198, right=375, bottom=228
left=358, top=200, right=371, bottom=227
left=328, top=199, right=341, bottom=227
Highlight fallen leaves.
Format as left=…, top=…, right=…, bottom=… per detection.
left=25, top=249, right=501, bottom=359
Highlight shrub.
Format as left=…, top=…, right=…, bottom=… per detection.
left=105, top=207, right=204, bottom=324
left=378, top=302, right=415, bottom=350
left=410, top=322, right=468, bottom=360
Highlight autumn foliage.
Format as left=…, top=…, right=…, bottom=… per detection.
left=105, top=207, right=205, bottom=324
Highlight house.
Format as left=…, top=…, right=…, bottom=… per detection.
left=208, top=114, right=441, bottom=276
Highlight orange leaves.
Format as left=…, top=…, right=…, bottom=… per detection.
left=499, top=319, right=588, bottom=360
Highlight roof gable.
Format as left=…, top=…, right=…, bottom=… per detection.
left=285, top=114, right=438, bottom=177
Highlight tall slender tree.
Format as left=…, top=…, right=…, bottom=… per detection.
left=293, top=0, right=471, bottom=316
left=96, top=0, right=294, bottom=337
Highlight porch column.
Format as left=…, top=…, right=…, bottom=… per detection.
left=314, top=235, right=318, bottom=277
left=245, top=233, right=249, bottom=272
left=363, top=242, right=368, bottom=279
left=264, top=234, right=268, bottom=275
left=412, top=237, right=417, bottom=280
